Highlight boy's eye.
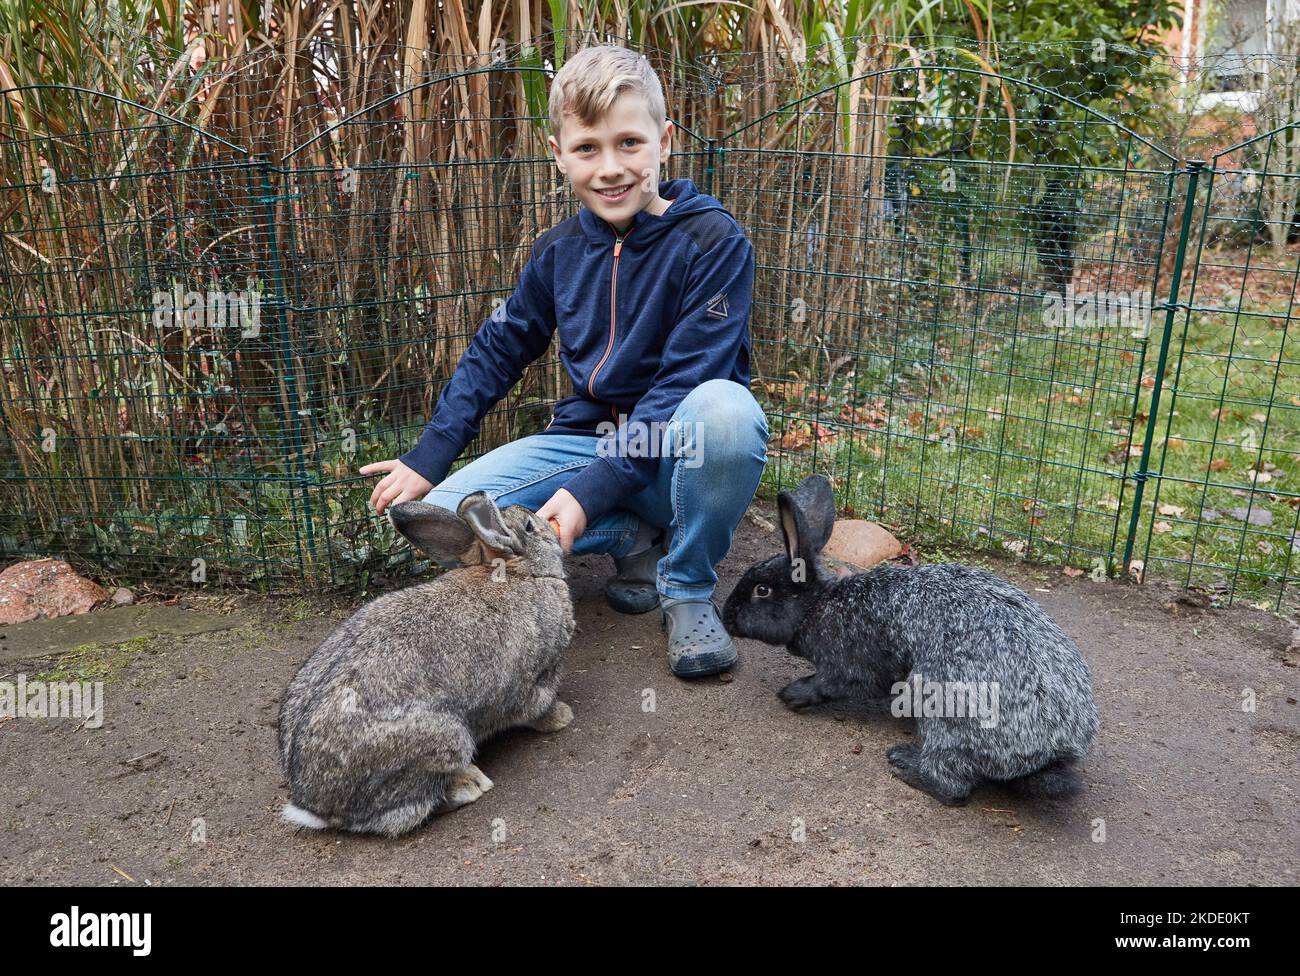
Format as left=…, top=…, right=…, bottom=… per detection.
left=576, top=139, right=639, bottom=152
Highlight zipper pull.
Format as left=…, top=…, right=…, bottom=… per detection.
left=614, top=236, right=624, bottom=257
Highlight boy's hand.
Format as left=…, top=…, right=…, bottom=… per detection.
left=536, top=488, right=587, bottom=554
left=360, top=459, right=435, bottom=516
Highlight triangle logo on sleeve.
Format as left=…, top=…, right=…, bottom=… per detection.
left=705, top=291, right=729, bottom=319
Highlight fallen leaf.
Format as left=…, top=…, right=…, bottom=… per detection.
left=1158, top=504, right=1185, bottom=517
left=812, top=421, right=837, bottom=443
left=841, top=401, right=890, bottom=427
left=779, top=425, right=811, bottom=451
left=765, top=380, right=807, bottom=402
left=1153, top=521, right=1173, bottom=534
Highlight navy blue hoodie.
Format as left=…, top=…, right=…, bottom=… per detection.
left=399, top=177, right=755, bottom=524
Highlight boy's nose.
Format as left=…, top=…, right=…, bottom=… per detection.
left=597, top=152, right=625, bottom=180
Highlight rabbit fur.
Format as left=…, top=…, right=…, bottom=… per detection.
left=277, top=492, right=576, bottom=837
left=721, top=474, right=1097, bottom=806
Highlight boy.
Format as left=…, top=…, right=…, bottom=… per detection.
left=362, top=45, right=768, bottom=678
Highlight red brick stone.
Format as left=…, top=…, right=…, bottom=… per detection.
left=0, top=559, right=110, bottom=624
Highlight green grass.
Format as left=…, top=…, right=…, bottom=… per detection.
left=1134, top=304, right=1299, bottom=607
left=33, top=636, right=155, bottom=685
left=756, top=294, right=1298, bottom=610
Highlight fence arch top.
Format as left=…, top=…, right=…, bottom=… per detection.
left=282, top=63, right=711, bottom=162
left=0, top=84, right=252, bottom=156
left=716, top=65, right=1180, bottom=165
left=1211, top=119, right=1300, bottom=165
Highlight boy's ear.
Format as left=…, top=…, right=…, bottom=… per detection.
left=548, top=134, right=566, bottom=173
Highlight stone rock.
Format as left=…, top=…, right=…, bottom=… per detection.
left=112, top=587, right=135, bottom=606
left=1226, top=506, right=1272, bottom=527
left=821, top=519, right=903, bottom=572
left=0, top=559, right=110, bottom=624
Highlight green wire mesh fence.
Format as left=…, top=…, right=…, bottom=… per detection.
left=1, top=36, right=1297, bottom=611
left=1138, top=128, right=1300, bottom=606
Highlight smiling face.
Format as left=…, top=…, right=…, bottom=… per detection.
left=549, top=91, right=674, bottom=232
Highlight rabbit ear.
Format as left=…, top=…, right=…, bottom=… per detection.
left=457, top=491, right=524, bottom=559
left=388, top=501, right=477, bottom=567
left=777, top=474, right=836, bottom=565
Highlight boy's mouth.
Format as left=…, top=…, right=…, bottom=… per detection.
left=594, top=184, right=632, bottom=203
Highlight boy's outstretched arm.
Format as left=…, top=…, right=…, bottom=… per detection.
left=363, top=242, right=557, bottom=515
left=562, top=231, right=756, bottom=525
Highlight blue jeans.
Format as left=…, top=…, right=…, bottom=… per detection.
left=423, top=379, right=769, bottom=601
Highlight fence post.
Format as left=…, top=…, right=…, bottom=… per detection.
left=704, top=137, right=717, bottom=197
left=255, top=156, right=317, bottom=560
left=1121, top=159, right=1204, bottom=574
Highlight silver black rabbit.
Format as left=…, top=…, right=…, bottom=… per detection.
left=722, top=474, right=1098, bottom=806
left=277, top=492, right=576, bottom=837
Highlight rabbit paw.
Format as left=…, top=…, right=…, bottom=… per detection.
left=887, top=742, right=920, bottom=771
left=530, top=700, right=574, bottom=733
left=445, top=764, right=495, bottom=809
left=778, top=676, right=826, bottom=711
left=888, top=758, right=971, bottom=807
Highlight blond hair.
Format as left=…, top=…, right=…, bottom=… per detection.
left=548, top=45, right=667, bottom=142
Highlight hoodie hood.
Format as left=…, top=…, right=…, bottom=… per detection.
left=577, top=178, right=729, bottom=250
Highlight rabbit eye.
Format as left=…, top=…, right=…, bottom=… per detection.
left=525, top=520, right=536, bottom=534
left=754, top=584, right=772, bottom=599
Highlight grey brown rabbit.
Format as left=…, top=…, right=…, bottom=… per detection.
left=277, top=492, right=576, bottom=837
left=722, top=474, right=1098, bottom=806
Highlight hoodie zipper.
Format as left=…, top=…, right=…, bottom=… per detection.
left=588, top=226, right=628, bottom=423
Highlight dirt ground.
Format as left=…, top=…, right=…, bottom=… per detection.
left=2, top=501, right=1297, bottom=886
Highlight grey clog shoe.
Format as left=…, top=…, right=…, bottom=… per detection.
left=660, top=597, right=737, bottom=678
